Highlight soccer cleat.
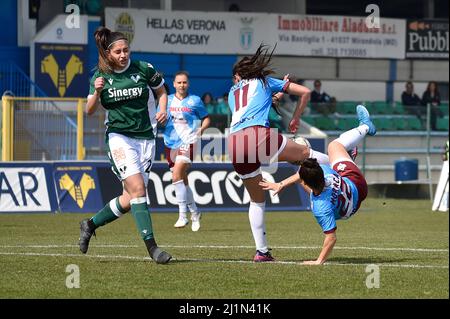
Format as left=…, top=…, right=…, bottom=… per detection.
left=348, top=146, right=358, bottom=161
left=191, top=212, right=201, bottom=232
left=174, top=217, right=189, bottom=228
left=150, top=247, right=172, bottom=264
left=79, top=219, right=96, bottom=254
left=253, top=250, right=275, bottom=262
left=356, top=105, right=377, bottom=136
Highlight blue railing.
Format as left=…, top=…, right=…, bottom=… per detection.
left=0, top=61, right=48, bottom=97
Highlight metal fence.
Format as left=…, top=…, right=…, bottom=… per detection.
left=2, top=97, right=85, bottom=161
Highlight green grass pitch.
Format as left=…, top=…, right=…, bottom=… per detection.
left=0, top=199, right=448, bottom=299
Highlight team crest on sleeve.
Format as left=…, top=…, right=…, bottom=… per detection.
left=337, top=163, right=347, bottom=171
left=150, top=72, right=161, bottom=82
left=187, top=98, right=195, bottom=106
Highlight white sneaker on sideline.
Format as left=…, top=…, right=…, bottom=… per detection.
left=191, top=212, right=201, bottom=232
left=174, top=217, right=189, bottom=228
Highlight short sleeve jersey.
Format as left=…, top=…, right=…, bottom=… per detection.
left=88, top=60, right=164, bottom=140
left=162, top=94, right=209, bottom=149
left=310, top=165, right=359, bottom=233
left=228, top=77, right=288, bottom=134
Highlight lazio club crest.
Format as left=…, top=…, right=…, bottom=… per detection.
left=240, top=17, right=254, bottom=50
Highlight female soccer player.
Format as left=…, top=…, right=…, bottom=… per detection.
left=78, top=27, right=172, bottom=264
left=162, top=71, right=210, bottom=231
left=228, top=44, right=329, bottom=262
left=260, top=105, right=377, bottom=264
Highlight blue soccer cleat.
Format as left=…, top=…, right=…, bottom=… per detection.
left=356, top=105, right=377, bottom=136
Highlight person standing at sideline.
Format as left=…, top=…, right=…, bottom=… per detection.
left=78, top=27, right=171, bottom=264
left=161, top=71, right=210, bottom=231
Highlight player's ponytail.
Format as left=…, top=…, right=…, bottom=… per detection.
left=232, top=43, right=275, bottom=85
left=299, top=158, right=325, bottom=191
left=94, top=26, right=128, bottom=73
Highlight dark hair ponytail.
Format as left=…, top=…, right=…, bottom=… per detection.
left=94, top=26, right=128, bottom=73
left=232, top=43, right=276, bottom=85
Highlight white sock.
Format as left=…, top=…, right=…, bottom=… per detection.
left=249, top=201, right=268, bottom=253
left=335, top=124, right=369, bottom=150
left=186, top=185, right=198, bottom=214
left=309, top=149, right=330, bottom=165
left=173, top=180, right=188, bottom=219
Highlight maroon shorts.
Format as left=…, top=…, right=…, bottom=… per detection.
left=228, top=126, right=286, bottom=179
left=332, top=160, right=368, bottom=211
left=164, top=143, right=195, bottom=169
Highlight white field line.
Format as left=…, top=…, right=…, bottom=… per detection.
left=0, top=244, right=448, bottom=253
left=0, top=251, right=447, bottom=269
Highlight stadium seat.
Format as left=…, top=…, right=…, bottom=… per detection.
left=336, top=117, right=358, bottom=131
left=392, top=102, right=405, bottom=115
left=439, top=103, right=449, bottom=116
left=393, top=119, right=408, bottom=130
left=302, top=116, right=315, bottom=126
left=373, top=117, right=395, bottom=131
left=407, top=117, right=423, bottom=130
left=372, top=101, right=392, bottom=114
left=436, top=116, right=449, bottom=131
left=336, top=101, right=356, bottom=114
left=314, top=117, right=336, bottom=130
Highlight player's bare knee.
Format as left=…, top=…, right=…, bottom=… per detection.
left=128, top=184, right=146, bottom=198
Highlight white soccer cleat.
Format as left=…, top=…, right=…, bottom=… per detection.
left=174, top=217, right=189, bottom=228
left=191, top=212, right=201, bottom=232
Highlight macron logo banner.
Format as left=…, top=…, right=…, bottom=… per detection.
left=0, top=165, right=56, bottom=213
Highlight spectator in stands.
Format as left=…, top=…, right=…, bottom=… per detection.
left=402, top=81, right=424, bottom=122
left=310, top=80, right=337, bottom=116
left=216, top=93, right=230, bottom=115
left=80, top=26, right=171, bottom=264
left=421, top=81, right=443, bottom=130
left=162, top=71, right=210, bottom=231
left=201, top=92, right=216, bottom=114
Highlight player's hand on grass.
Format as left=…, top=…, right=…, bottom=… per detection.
left=259, top=179, right=284, bottom=196
left=303, top=260, right=322, bottom=265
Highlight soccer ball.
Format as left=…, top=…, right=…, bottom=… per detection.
left=292, top=135, right=311, bottom=148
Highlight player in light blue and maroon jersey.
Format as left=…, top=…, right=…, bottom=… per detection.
left=260, top=105, right=377, bottom=265
left=227, top=44, right=330, bottom=262
left=161, top=71, right=210, bottom=232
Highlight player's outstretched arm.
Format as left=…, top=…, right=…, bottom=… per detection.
left=303, top=231, right=337, bottom=265
left=285, top=81, right=311, bottom=133
left=259, top=173, right=301, bottom=195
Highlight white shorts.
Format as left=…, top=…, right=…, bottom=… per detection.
left=107, top=133, right=155, bottom=185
